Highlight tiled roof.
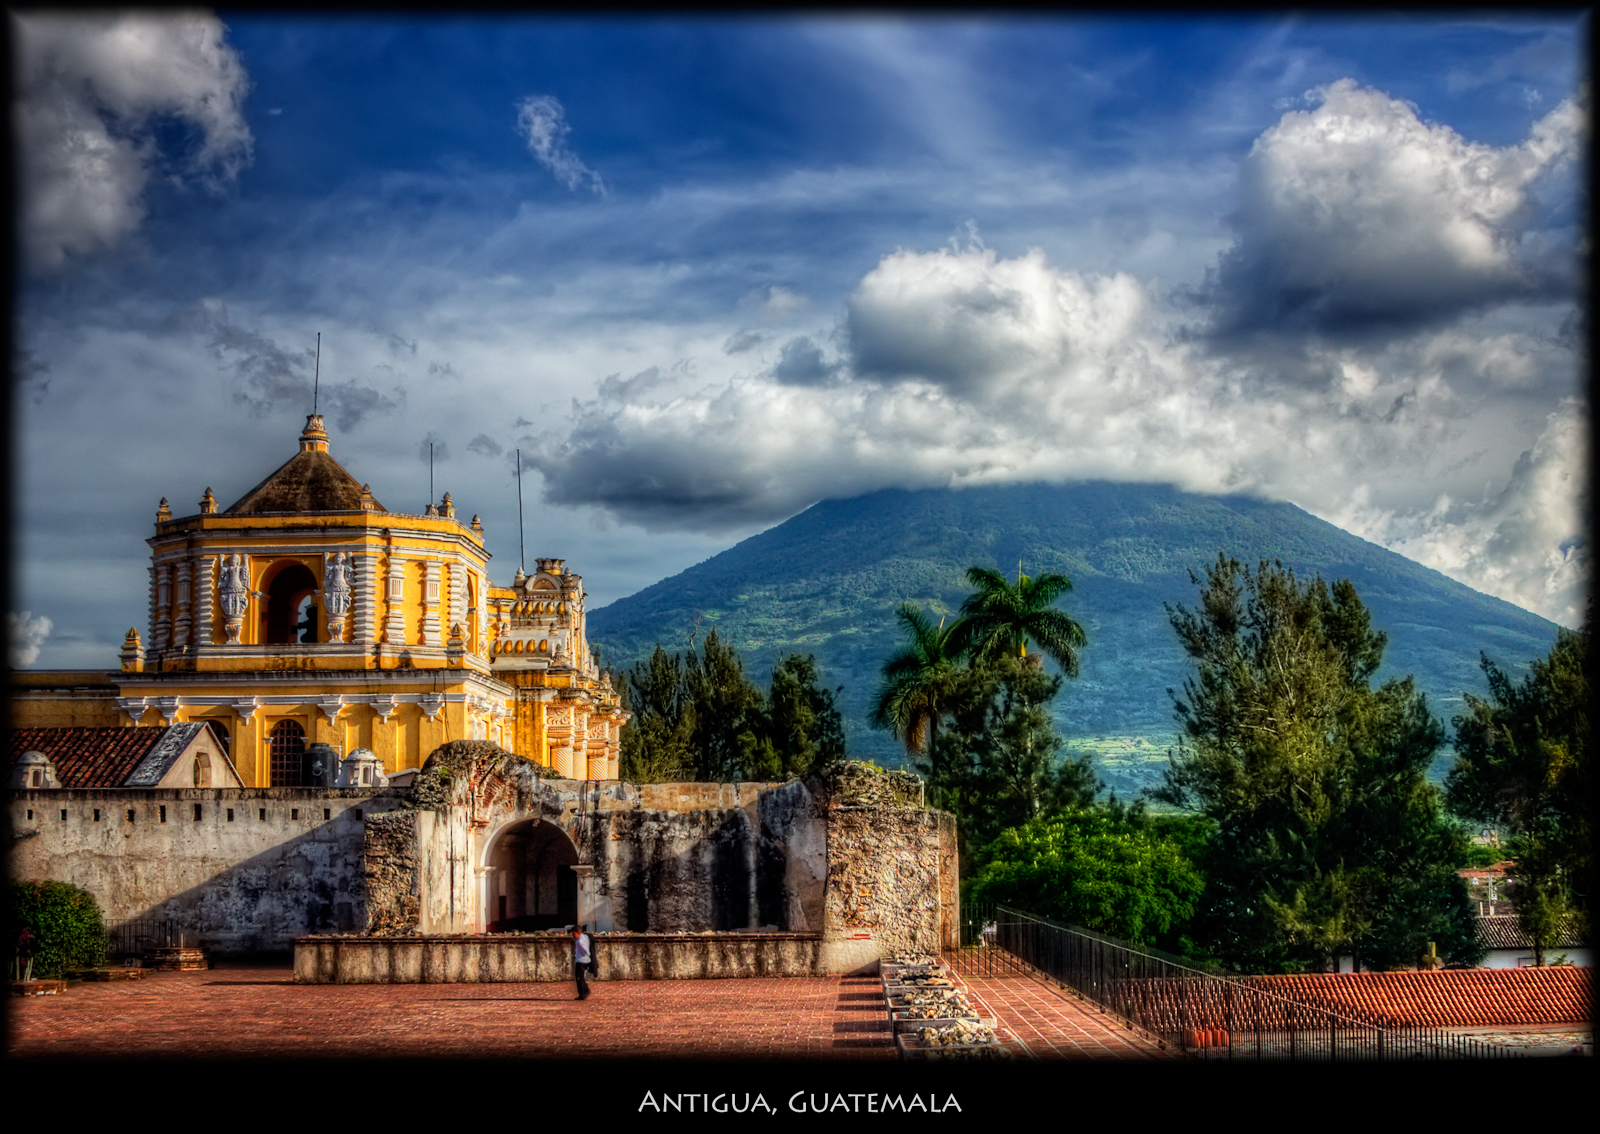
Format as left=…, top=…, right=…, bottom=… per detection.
left=1458, top=861, right=1516, bottom=879
left=225, top=449, right=384, bottom=514
left=10, top=727, right=171, bottom=788
left=1251, top=968, right=1592, bottom=1028
left=1476, top=915, right=1588, bottom=951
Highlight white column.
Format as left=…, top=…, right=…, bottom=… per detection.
left=148, top=566, right=162, bottom=654
left=172, top=560, right=192, bottom=649
left=153, top=563, right=172, bottom=651
left=353, top=553, right=379, bottom=645
left=193, top=556, right=217, bottom=649
left=421, top=560, right=443, bottom=646
left=448, top=562, right=467, bottom=641
left=384, top=554, right=407, bottom=644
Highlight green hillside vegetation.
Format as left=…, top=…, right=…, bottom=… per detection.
left=590, top=482, right=1561, bottom=797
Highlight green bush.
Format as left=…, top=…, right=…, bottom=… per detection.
left=9, top=879, right=106, bottom=978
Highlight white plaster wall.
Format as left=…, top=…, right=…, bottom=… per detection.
left=9, top=788, right=404, bottom=953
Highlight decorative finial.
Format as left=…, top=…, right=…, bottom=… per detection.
left=441, top=491, right=455, bottom=519
left=156, top=498, right=172, bottom=523
left=200, top=488, right=217, bottom=515
left=299, top=413, right=329, bottom=453
left=471, top=514, right=483, bottom=535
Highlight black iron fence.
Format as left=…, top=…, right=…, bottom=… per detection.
left=105, top=919, right=187, bottom=960
left=952, top=904, right=1515, bottom=1061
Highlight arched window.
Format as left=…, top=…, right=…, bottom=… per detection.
left=269, top=720, right=307, bottom=787
left=192, top=751, right=212, bottom=788
left=263, top=563, right=319, bottom=644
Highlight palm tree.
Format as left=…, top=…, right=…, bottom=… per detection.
left=871, top=603, right=963, bottom=762
left=950, top=565, right=1088, bottom=675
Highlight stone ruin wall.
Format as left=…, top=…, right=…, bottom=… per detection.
left=9, top=749, right=956, bottom=959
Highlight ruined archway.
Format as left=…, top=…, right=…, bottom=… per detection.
left=484, top=818, right=579, bottom=931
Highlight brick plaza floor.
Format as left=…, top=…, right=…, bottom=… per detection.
left=8, top=964, right=894, bottom=1060
left=8, top=955, right=1171, bottom=1063
left=944, top=951, right=1177, bottom=1061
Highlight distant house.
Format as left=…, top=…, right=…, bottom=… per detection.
left=1459, top=861, right=1518, bottom=918
left=1476, top=915, right=1590, bottom=969
left=7, top=724, right=244, bottom=790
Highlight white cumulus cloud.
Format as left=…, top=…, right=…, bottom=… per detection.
left=1212, top=78, right=1584, bottom=337
left=1332, top=400, right=1590, bottom=628
left=8, top=611, right=55, bottom=668
left=14, top=11, right=253, bottom=270
left=528, top=237, right=1587, bottom=626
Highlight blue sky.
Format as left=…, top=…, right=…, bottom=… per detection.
left=10, top=13, right=1589, bottom=667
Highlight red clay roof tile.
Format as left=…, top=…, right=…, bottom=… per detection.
left=10, top=726, right=169, bottom=788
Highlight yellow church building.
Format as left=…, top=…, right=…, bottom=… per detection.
left=10, top=414, right=628, bottom=785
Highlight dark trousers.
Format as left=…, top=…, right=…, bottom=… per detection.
left=574, top=961, right=590, bottom=999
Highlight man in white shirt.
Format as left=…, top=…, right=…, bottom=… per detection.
left=572, top=924, right=592, bottom=1000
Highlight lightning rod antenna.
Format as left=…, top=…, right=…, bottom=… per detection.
left=516, top=449, right=526, bottom=573
left=429, top=442, right=434, bottom=509
left=313, top=333, right=320, bottom=415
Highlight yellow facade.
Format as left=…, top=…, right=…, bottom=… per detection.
left=13, top=415, right=627, bottom=785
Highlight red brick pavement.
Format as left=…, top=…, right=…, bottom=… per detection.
left=8, top=963, right=896, bottom=1061
left=9, top=957, right=1172, bottom=1063
left=945, top=953, right=1177, bottom=1061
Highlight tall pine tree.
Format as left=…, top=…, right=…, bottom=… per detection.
left=1155, top=556, right=1478, bottom=972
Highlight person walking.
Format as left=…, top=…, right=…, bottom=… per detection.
left=572, top=924, right=592, bottom=1000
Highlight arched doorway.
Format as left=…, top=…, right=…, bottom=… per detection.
left=485, top=819, right=579, bottom=931
left=263, top=562, right=319, bottom=644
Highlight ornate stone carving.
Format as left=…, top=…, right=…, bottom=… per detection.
left=219, top=554, right=250, bottom=643
left=323, top=552, right=352, bottom=640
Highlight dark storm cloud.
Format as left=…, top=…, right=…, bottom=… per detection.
left=163, top=300, right=403, bottom=428
left=525, top=407, right=804, bottom=532
left=723, top=329, right=768, bottom=354
left=16, top=350, right=52, bottom=405
left=467, top=433, right=503, bottom=457
left=770, top=336, right=840, bottom=386
left=320, top=380, right=404, bottom=431
left=419, top=433, right=452, bottom=462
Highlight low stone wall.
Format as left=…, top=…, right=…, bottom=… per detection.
left=294, top=931, right=859, bottom=983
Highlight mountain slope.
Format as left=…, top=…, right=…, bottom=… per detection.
left=588, top=482, right=1562, bottom=796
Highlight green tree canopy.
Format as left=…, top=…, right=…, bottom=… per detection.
left=937, top=654, right=1099, bottom=861
left=949, top=566, right=1088, bottom=674
left=619, top=632, right=847, bottom=783
left=766, top=653, right=847, bottom=779
left=1154, top=555, right=1479, bottom=972
left=968, top=808, right=1204, bottom=947
left=9, top=879, right=105, bottom=978
left=1446, top=610, right=1591, bottom=962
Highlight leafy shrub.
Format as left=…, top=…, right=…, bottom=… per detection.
left=9, top=879, right=106, bottom=977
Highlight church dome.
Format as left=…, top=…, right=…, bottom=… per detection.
left=224, top=415, right=386, bottom=514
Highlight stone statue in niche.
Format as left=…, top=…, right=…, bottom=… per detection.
left=324, top=552, right=352, bottom=640
left=219, top=554, right=249, bottom=643
left=324, top=554, right=352, bottom=611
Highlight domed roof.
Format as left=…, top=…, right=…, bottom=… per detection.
left=224, top=415, right=387, bottom=515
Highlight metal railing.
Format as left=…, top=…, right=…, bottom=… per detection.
left=105, top=919, right=187, bottom=960
left=951, top=904, right=1516, bottom=1060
